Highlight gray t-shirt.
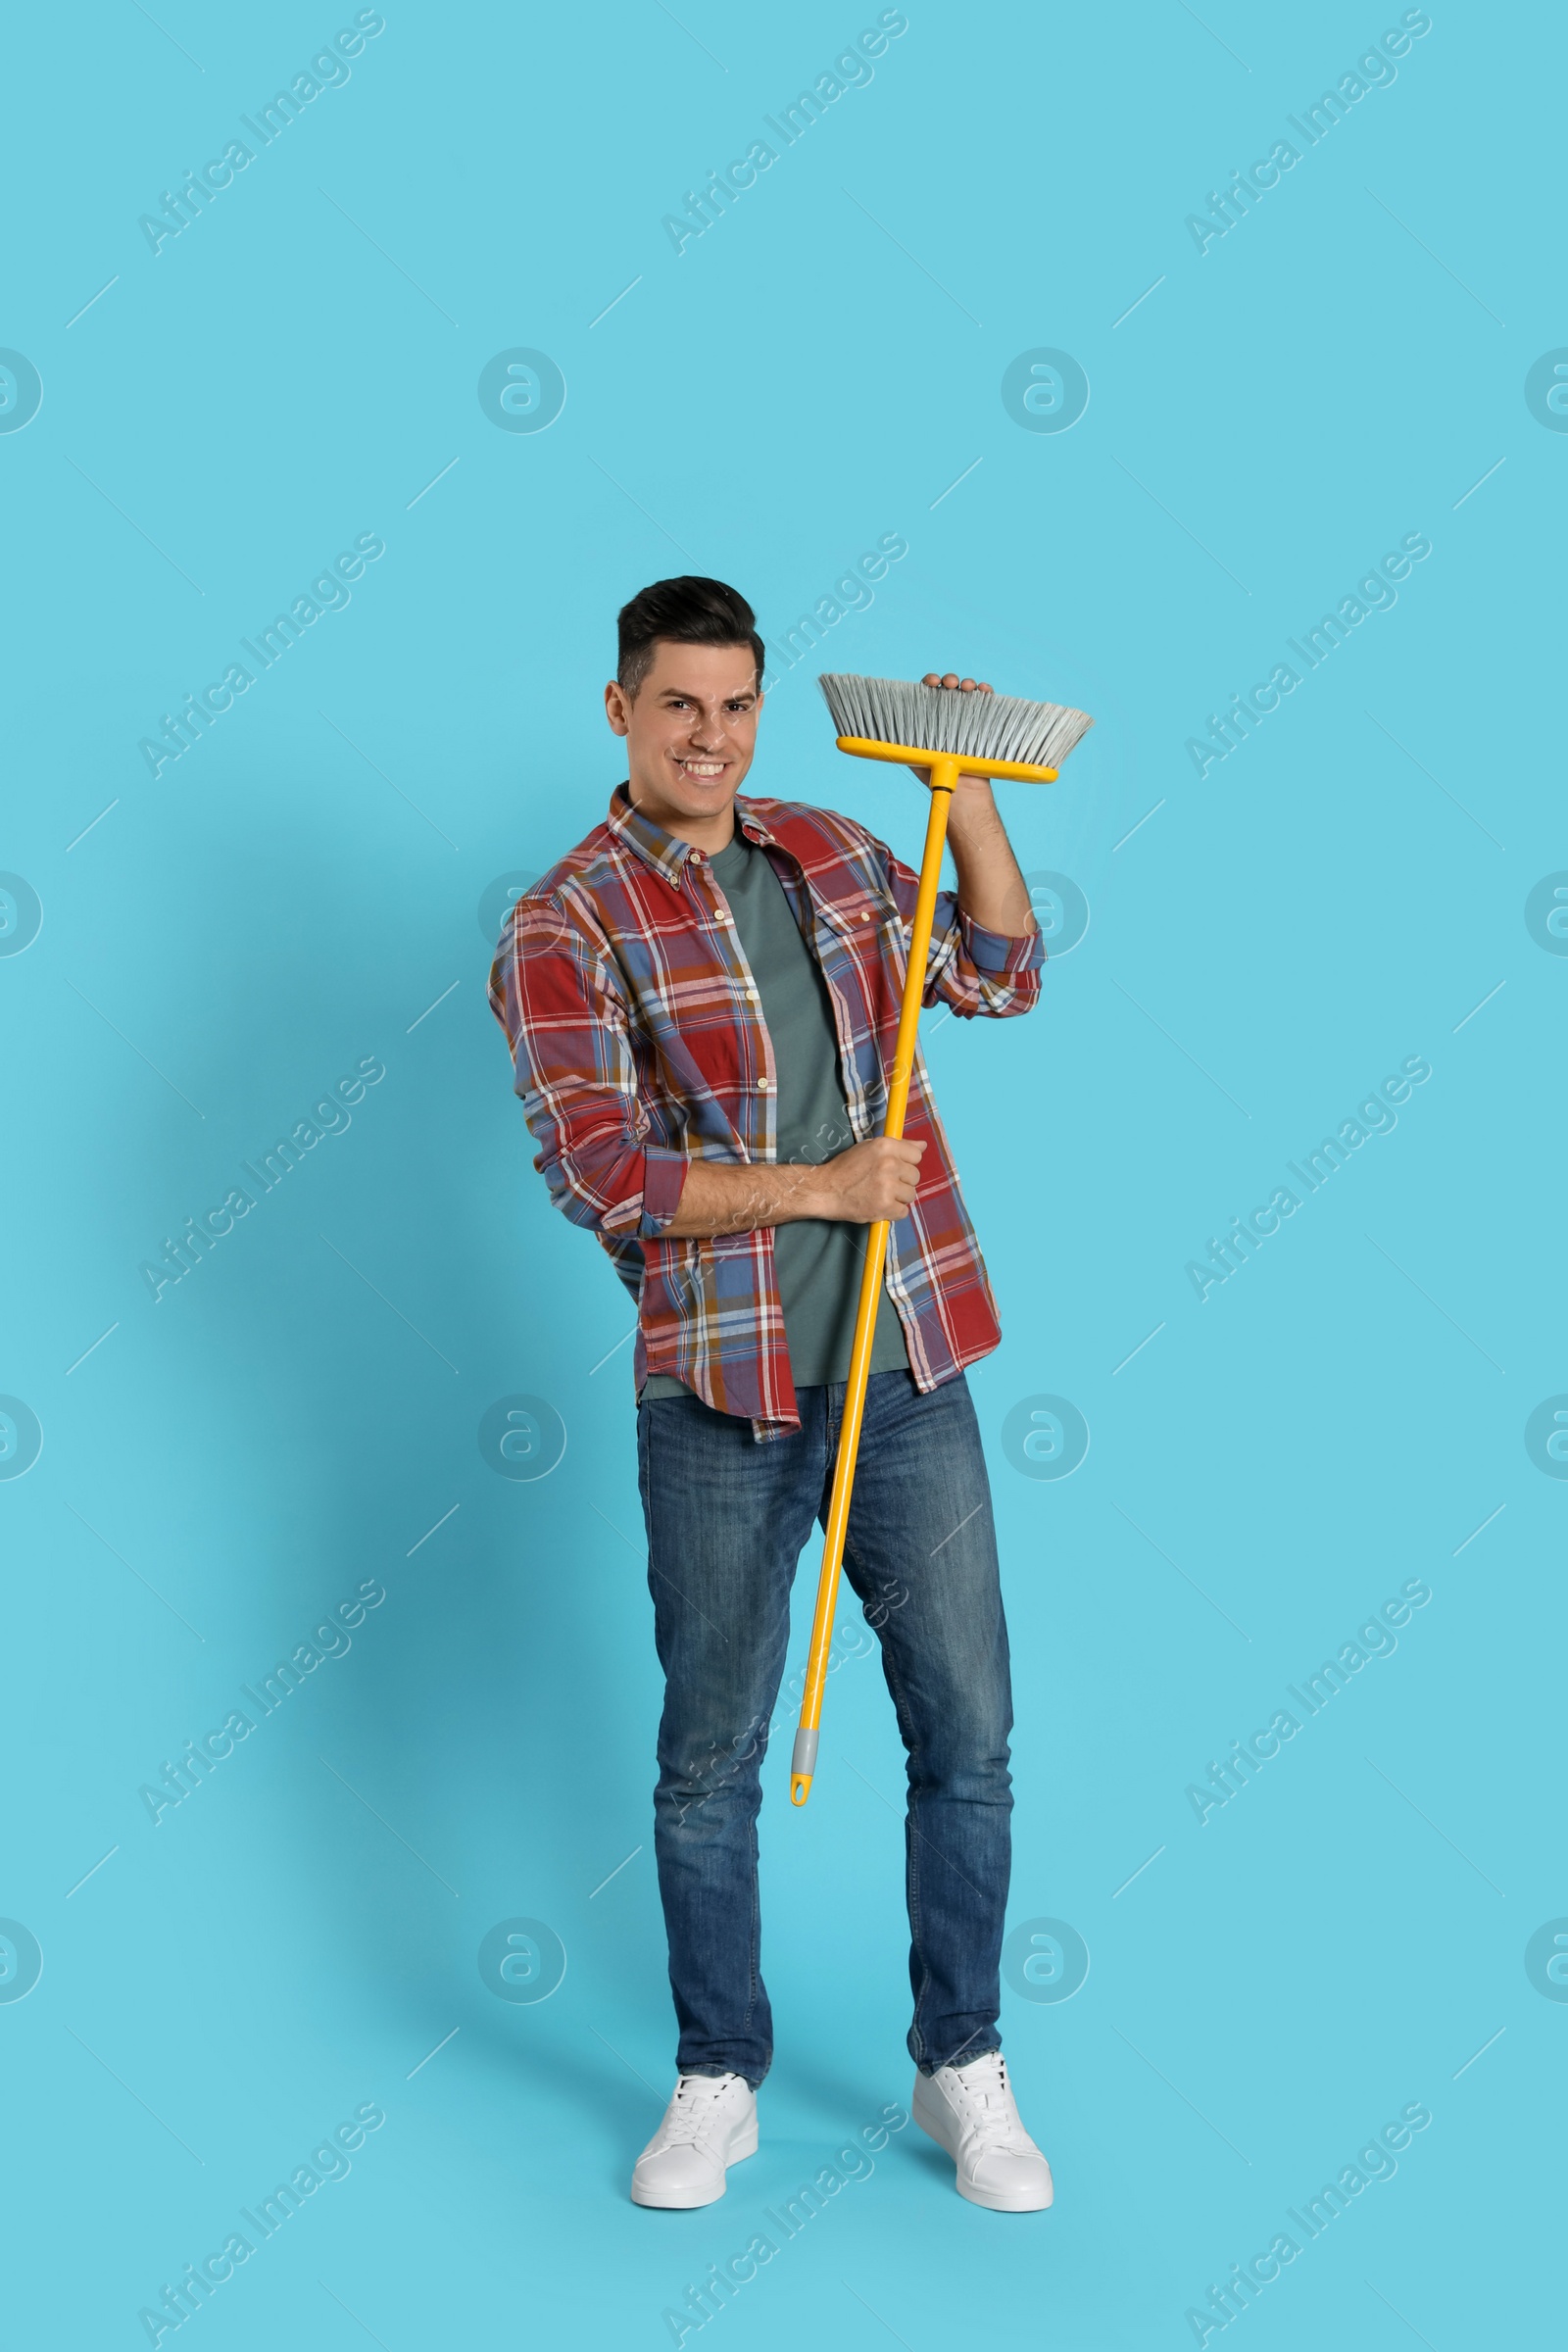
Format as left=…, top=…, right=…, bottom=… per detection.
left=641, top=824, right=910, bottom=1402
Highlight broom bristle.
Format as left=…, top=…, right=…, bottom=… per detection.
left=817, top=672, right=1093, bottom=771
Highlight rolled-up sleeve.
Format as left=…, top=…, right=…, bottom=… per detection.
left=487, top=893, right=687, bottom=1241
left=873, top=838, right=1044, bottom=1018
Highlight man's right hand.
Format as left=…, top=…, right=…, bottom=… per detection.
left=809, top=1136, right=927, bottom=1224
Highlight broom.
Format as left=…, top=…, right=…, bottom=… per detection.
left=789, top=672, right=1094, bottom=1806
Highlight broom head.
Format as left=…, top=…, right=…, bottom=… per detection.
left=818, top=672, right=1093, bottom=777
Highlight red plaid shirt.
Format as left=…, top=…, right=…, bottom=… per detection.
left=488, top=782, right=1043, bottom=1441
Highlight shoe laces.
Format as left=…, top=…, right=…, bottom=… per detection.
left=950, top=2053, right=1029, bottom=2146
left=662, top=2072, right=742, bottom=2146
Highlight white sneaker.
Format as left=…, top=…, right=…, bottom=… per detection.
left=912, top=2051, right=1054, bottom=2211
left=630, top=2071, right=759, bottom=2208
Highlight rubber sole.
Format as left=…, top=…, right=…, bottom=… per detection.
left=629, top=2118, right=759, bottom=2209
left=911, top=2077, right=1054, bottom=2212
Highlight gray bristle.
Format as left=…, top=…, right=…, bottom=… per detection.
left=816, top=672, right=1093, bottom=770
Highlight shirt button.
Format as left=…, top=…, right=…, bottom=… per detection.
left=758, top=1078, right=770, bottom=1091
left=860, top=910, right=871, bottom=922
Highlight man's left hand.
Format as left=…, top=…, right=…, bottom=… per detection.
left=909, top=672, right=996, bottom=801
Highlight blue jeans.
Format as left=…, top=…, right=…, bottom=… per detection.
left=636, top=1367, right=1013, bottom=2087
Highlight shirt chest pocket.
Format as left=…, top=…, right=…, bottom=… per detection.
left=814, top=883, right=890, bottom=942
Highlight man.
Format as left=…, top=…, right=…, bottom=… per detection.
left=488, top=576, right=1053, bottom=2214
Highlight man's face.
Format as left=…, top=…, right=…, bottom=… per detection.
left=605, top=640, right=761, bottom=835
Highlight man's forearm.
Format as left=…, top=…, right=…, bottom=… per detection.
left=946, top=780, right=1037, bottom=938
left=661, top=1134, right=926, bottom=1239
left=662, top=1156, right=828, bottom=1239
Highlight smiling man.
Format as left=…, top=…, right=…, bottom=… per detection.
left=488, top=575, right=1054, bottom=2215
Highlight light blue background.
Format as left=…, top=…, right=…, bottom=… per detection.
left=4, top=3, right=1561, bottom=2344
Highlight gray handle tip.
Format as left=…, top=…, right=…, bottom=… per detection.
left=790, top=1728, right=819, bottom=1778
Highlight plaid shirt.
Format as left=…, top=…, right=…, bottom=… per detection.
left=488, top=781, right=1043, bottom=1442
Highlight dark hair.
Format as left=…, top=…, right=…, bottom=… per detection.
left=616, top=575, right=764, bottom=700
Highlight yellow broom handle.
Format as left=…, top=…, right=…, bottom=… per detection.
left=790, top=755, right=959, bottom=1805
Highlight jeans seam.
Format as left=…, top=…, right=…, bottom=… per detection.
left=744, top=1806, right=761, bottom=2034
left=851, top=1539, right=933, bottom=2067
